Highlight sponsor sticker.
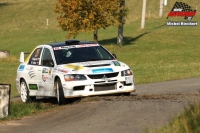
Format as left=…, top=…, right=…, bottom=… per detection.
left=18, top=65, right=25, bottom=71
left=76, top=44, right=99, bottom=48
left=92, top=68, right=113, bottom=73
left=29, top=84, right=38, bottom=90
left=54, top=44, right=99, bottom=50
left=54, top=47, right=61, bottom=50
left=42, top=75, right=50, bottom=82
left=29, top=66, right=33, bottom=70
left=58, top=69, right=68, bottom=73
left=28, top=71, right=36, bottom=78
left=79, top=62, right=91, bottom=66
left=42, top=68, right=49, bottom=73
left=113, top=61, right=121, bottom=66
left=65, top=64, right=83, bottom=70
left=49, top=68, right=52, bottom=75
left=28, top=67, right=36, bottom=79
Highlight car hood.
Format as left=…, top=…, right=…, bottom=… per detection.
left=54, top=60, right=130, bottom=74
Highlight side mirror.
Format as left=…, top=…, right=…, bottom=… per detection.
left=112, top=54, right=117, bottom=59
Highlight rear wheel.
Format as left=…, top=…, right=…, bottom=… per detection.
left=20, top=79, right=36, bottom=103
left=55, top=78, right=66, bottom=105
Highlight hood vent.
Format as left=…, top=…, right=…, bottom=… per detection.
left=84, top=64, right=110, bottom=67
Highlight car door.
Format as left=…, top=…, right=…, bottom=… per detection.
left=26, top=47, right=43, bottom=92
left=38, top=47, right=55, bottom=96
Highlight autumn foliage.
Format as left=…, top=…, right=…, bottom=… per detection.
left=54, top=0, right=127, bottom=41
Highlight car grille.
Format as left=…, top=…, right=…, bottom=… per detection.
left=94, top=83, right=116, bottom=91
left=87, top=72, right=119, bottom=79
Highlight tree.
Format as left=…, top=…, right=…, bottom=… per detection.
left=54, top=0, right=127, bottom=43
left=117, top=0, right=125, bottom=45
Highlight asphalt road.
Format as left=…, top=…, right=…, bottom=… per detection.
left=1, top=77, right=200, bottom=133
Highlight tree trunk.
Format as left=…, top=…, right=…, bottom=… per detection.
left=117, top=25, right=123, bottom=45
left=93, top=29, right=98, bottom=43
left=117, top=0, right=125, bottom=45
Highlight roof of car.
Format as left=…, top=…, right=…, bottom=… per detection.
left=48, top=40, right=97, bottom=48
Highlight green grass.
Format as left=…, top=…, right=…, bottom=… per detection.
left=147, top=103, right=200, bottom=133
left=0, top=0, right=200, bottom=127
left=0, top=100, right=58, bottom=121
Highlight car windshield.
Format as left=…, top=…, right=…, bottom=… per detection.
left=53, top=45, right=114, bottom=65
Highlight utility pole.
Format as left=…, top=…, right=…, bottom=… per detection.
left=159, top=0, right=164, bottom=17
left=164, top=0, right=167, bottom=6
left=141, top=0, right=146, bottom=29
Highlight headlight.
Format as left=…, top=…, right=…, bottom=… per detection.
left=121, top=69, right=133, bottom=76
left=64, top=74, right=86, bottom=81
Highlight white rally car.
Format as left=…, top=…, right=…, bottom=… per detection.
left=16, top=40, right=135, bottom=105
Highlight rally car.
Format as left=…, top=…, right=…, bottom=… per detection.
left=16, top=40, right=135, bottom=105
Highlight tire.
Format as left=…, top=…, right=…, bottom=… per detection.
left=55, top=78, right=66, bottom=105
left=20, top=79, right=36, bottom=103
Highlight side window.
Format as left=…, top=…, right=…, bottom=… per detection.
left=28, top=48, right=42, bottom=65
left=41, top=48, right=54, bottom=66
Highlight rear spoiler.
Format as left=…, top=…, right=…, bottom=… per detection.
left=20, top=52, right=30, bottom=63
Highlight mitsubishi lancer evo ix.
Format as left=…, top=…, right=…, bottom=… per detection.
left=16, top=40, right=135, bottom=105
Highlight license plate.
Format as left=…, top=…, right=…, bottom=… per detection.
left=125, top=77, right=133, bottom=84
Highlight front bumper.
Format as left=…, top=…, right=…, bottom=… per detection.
left=62, top=75, right=135, bottom=98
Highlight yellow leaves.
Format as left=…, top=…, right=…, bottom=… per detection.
left=82, top=19, right=89, bottom=24
left=89, top=13, right=94, bottom=19
left=54, top=0, right=127, bottom=38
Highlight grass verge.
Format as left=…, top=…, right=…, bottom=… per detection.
left=0, top=100, right=58, bottom=121
left=147, top=103, right=200, bottom=133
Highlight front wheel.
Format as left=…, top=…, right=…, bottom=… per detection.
left=20, top=79, right=36, bottom=103
left=55, top=78, right=66, bottom=105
